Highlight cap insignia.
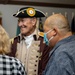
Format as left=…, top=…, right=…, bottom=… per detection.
left=27, top=8, right=36, bottom=17
left=38, top=32, right=44, bottom=37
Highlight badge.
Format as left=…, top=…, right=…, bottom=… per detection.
left=27, top=8, right=36, bottom=16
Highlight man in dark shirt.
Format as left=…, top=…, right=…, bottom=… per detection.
left=43, top=14, right=75, bottom=75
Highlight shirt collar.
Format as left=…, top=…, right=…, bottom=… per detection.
left=49, top=35, right=75, bottom=57
left=18, top=29, right=38, bottom=41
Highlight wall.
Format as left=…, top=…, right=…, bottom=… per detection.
left=0, top=4, right=75, bottom=38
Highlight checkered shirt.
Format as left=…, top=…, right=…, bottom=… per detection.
left=0, top=55, right=26, bottom=75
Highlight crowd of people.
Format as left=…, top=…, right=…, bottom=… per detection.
left=0, top=6, right=75, bottom=75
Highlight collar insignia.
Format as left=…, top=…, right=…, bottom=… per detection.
left=38, top=32, right=44, bottom=37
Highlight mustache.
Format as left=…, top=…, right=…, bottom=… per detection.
left=19, top=25, right=27, bottom=28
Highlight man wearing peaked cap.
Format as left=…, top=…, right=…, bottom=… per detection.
left=8, top=7, right=51, bottom=75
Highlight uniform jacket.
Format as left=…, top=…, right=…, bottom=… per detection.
left=8, top=33, right=51, bottom=75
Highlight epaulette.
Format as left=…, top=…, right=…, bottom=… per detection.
left=10, top=38, right=14, bottom=44
left=38, top=32, right=44, bottom=37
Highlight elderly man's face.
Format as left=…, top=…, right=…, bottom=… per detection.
left=43, top=20, right=51, bottom=38
left=43, top=18, right=55, bottom=47
left=18, top=18, right=36, bottom=36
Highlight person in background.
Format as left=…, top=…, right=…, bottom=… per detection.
left=0, top=25, right=26, bottom=75
left=43, top=13, right=75, bottom=75
left=8, top=7, right=51, bottom=75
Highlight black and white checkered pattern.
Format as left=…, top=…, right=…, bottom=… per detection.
left=0, top=55, right=26, bottom=75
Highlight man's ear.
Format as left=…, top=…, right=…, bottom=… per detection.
left=53, top=27, right=59, bottom=36
left=32, top=18, right=37, bottom=26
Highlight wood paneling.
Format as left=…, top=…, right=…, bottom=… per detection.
left=0, top=0, right=75, bottom=8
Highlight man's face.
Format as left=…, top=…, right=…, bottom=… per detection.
left=44, top=20, right=51, bottom=40
left=44, top=18, right=59, bottom=47
left=43, top=20, right=54, bottom=47
left=18, top=18, right=36, bottom=36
